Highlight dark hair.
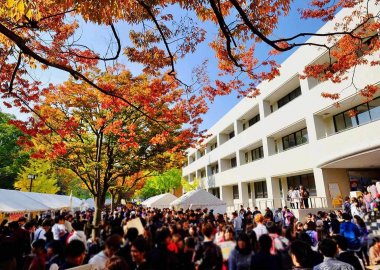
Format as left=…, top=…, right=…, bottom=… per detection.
left=354, top=215, right=365, bottom=228
left=106, top=235, right=123, bottom=252
left=236, top=232, right=252, bottom=255
left=306, top=221, right=317, bottom=231
left=47, top=240, right=63, bottom=255
left=342, top=213, right=351, bottom=221
left=105, top=256, right=130, bottom=270
left=32, top=239, right=46, bottom=250
left=266, top=221, right=279, bottom=234
left=297, top=232, right=313, bottom=246
left=290, top=240, right=313, bottom=267
left=131, top=236, right=148, bottom=253
left=332, top=235, right=348, bottom=251
left=184, top=237, right=196, bottom=249
left=155, top=227, right=171, bottom=244
left=67, top=240, right=86, bottom=258
left=72, top=221, right=84, bottom=231
left=202, top=223, right=214, bottom=238
left=318, top=238, right=337, bottom=258
left=125, top=227, right=139, bottom=242
left=258, top=234, right=272, bottom=252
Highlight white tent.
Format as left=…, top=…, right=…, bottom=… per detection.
left=83, top=198, right=112, bottom=209
left=21, top=192, right=82, bottom=210
left=141, top=193, right=178, bottom=209
left=0, top=189, right=51, bottom=213
left=170, top=189, right=227, bottom=214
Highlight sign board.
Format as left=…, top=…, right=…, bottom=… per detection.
left=124, top=217, right=144, bottom=235
left=328, top=183, right=341, bottom=199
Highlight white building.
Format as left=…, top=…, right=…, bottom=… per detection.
left=182, top=2, right=380, bottom=213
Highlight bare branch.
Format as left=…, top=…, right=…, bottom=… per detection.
left=8, top=51, right=22, bottom=93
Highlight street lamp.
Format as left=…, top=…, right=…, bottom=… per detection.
left=27, top=174, right=36, bottom=192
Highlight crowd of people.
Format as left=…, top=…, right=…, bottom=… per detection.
left=0, top=196, right=379, bottom=270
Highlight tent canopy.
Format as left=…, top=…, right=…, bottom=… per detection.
left=141, top=193, right=177, bottom=209
left=170, top=189, right=226, bottom=214
left=83, top=198, right=112, bottom=209
left=0, top=189, right=51, bottom=213
left=0, top=189, right=83, bottom=214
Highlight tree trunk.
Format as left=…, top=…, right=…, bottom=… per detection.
left=92, top=195, right=105, bottom=240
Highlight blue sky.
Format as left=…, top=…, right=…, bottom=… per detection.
left=1, top=1, right=326, bottom=131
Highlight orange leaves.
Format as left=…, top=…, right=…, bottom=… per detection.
left=359, top=85, right=379, bottom=99
left=321, top=92, right=340, bottom=100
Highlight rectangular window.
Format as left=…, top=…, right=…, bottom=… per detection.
left=210, top=142, right=218, bottom=151
left=287, top=173, right=316, bottom=196
left=229, top=131, right=235, bottom=139
left=233, top=185, right=239, bottom=199
left=282, top=128, right=308, bottom=151
left=244, top=152, right=249, bottom=163
left=248, top=184, right=252, bottom=199
left=199, top=149, right=205, bottom=157
left=333, top=96, right=380, bottom=132
left=242, top=123, right=246, bottom=131
left=200, top=170, right=206, bottom=178
left=248, top=114, right=260, bottom=127
left=210, top=164, right=218, bottom=175
left=230, top=157, right=237, bottom=168
left=251, top=146, right=264, bottom=161
left=254, top=181, right=268, bottom=199
left=210, top=188, right=220, bottom=199
left=277, top=87, right=301, bottom=108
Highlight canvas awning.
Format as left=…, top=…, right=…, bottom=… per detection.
left=170, top=189, right=226, bottom=214
left=141, top=193, right=178, bottom=209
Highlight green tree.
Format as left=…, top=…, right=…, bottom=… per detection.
left=0, top=112, right=29, bottom=189
left=14, top=158, right=60, bottom=193
left=138, top=168, right=182, bottom=199
left=181, top=178, right=200, bottom=193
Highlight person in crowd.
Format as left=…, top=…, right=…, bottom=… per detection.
left=264, top=207, right=274, bottom=222
left=232, top=212, right=243, bottom=236
left=290, top=240, right=318, bottom=270
left=369, top=237, right=380, bottom=266
left=105, top=256, right=130, bottom=270
left=313, top=238, right=355, bottom=270
left=305, top=221, right=318, bottom=248
left=214, top=222, right=225, bottom=244
left=118, top=227, right=139, bottom=266
left=52, top=216, right=67, bottom=242
left=46, top=240, right=63, bottom=270
left=329, top=212, right=341, bottom=235
left=34, top=220, right=51, bottom=241
left=193, top=223, right=223, bottom=270
left=252, top=207, right=261, bottom=217
left=59, top=240, right=86, bottom=269
left=66, top=220, right=87, bottom=248
left=332, top=235, right=364, bottom=270
left=28, top=239, right=46, bottom=270
left=89, top=234, right=123, bottom=270
left=340, top=213, right=361, bottom=251
left=229, top=232, right=253, bottom=270
left=343, top=197, right=351, bottom=217
left=251, top=234, right=282, bottom=269
left=253, top=214, right=268, bottom=240
left=353, top=215, right=369, bottom=266
left=130, top=237, right=150, bottom=270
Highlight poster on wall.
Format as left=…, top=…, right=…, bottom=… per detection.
left=328, top=183, right=341, bottom=200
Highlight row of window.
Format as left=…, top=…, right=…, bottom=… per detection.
left=244, top=146, right=264, bottom=163
left=333, top=96, right=380, bottom=132
left=243, top=114, right=260, bottom=131
left=210, top=173, right=316, bottom=200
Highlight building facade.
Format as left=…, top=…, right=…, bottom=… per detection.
left=182, top=2, right=380, bottom=212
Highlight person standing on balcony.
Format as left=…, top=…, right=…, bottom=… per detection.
left=291, top=188, right=300, bottom=209
left=300, top=186, right=310, bottom=209
left=288, top=187, right=294, bottom=209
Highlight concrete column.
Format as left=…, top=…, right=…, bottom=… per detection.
left=261, top=100, right=271, bottom=117
left=220, top=185, right=234, bottom=206
left=238, top=181, right=249, bottom=207
left=236, top=150, right=244, bottom=166
left=264, top=137, right=276, bottom=156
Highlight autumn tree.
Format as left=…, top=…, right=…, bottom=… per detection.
left=14, top=158, right=60, bottom=193
left=0, top=0, right=379, bottom=114
left=15, top=66, right=203, bottom=236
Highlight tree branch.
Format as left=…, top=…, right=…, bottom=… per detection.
left=8, top=51, right=22, bottom=93
left=0, top=22, right=165, bottom=129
